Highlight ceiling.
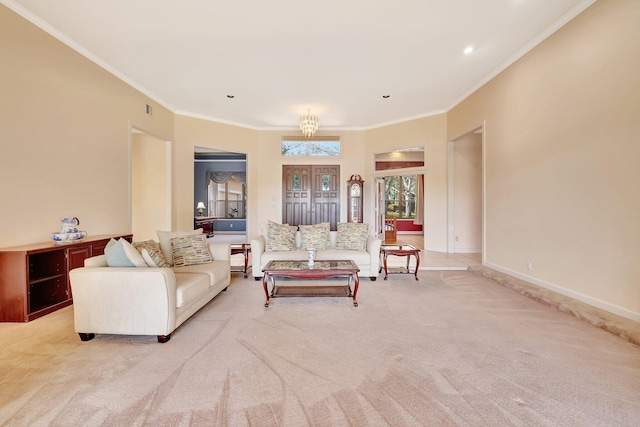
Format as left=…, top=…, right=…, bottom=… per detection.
left=5, top=0, right=595, bottom=130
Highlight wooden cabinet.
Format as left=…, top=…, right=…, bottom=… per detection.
left=194, top=217, right=215, bottom=237
left=0, top=234, right=132, bottom=322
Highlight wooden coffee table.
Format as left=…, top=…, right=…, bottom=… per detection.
left=262, top=260, right=360, bottom=307
left=380, top=244, right=421, bottom=281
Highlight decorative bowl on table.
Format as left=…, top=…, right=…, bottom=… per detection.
left=50, top=231, right=87, bottom=242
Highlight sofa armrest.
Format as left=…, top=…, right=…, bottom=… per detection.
left=84, top=255, right=107, bottom=267
left=250, top=235, right=265, bottom=277
left=69, top=267, right=177, bottom=336
left=208, top=242, right=231, bottom=262
left=367, top=235, right=382, bottom=274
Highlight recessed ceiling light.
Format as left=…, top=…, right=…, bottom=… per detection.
left=227, top=95, right=235, bottom=99
left=463, top=46, right=474, bottom=55
left=382, top=95, right=390, bottom=98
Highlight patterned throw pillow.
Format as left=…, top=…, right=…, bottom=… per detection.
left=266, top=220, right=297, bottom=251
left=157, top=229, right=203, bottom=266
left=170, top=235, right=213, bottom=267
left=133, top=240, right=170, bottom=268
left=299, top=222, right=330, bottom=251
left=335, top=223, right=369, bottom=251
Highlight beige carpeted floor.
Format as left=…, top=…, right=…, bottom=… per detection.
left=1, top=271, right=639, bottom=426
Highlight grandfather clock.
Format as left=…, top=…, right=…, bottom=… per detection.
left=347, top=174, right=364, bottom=223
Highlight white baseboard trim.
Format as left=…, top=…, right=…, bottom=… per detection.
left=485, top=262, right=640, bottom=323
left=397, top=231, right=423, bottom=235
left=425, top=246, right=447, bottom=252
left=453, top=248, right=482, bottom=254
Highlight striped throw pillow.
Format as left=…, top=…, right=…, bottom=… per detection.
left=133, top=240, right=170, bottom=268
left=170, top=235, right=213, bottom=267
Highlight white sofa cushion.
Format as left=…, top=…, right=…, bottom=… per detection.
left=260, top=249, right=308, bottom=265
left=316, top=249, right=371, bottom=266
left=172, top=261, right=229, bottom=287
left=174, top=273, right=210, bottom=308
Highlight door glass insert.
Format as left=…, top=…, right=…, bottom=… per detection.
left=292, top=174, right=301, bottom=191
left=322, top=175, right=331, bottom=191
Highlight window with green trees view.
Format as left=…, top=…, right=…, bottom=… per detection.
left=384, top=175, right=417, bottom=218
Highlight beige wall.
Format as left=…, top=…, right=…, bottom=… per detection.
left=453, top=131, right=482, bottom=253
left=448, top=0, right=640, bottom=319
left=174, top=116, right=448, bottom=247
left=132, top=132, right=169, bottom=241
left=0, top=6, right=173, bottom=247
left=174, top=118, right=368, bottom=239
left=365, top=114, right=448, bottom=251
left=173, top=115, right=258, bottom=236
left=257, top=130, right=367, bottom=231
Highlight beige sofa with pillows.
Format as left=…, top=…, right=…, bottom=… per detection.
left=251, top=221, right=382, bottom=280
left=69, top=229, right=230, bottom=343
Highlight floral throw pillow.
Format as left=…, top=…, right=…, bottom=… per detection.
left=299, top=222, right=330, bottom=251
left=266, top=220, right=297, bottom=251
left=335, top=223, right=369, bottom=251
left=170, top=235, right=213, bottom=267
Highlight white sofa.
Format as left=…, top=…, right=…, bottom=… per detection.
left=251, top=230, right=382, bottom=281
left=69, top=242, right=231, bottom=343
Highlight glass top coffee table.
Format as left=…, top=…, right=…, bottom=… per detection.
left=380, top=244, right=421, bottom=281
left=261, top=260, right=360, bottom=307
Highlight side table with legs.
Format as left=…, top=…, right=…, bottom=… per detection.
left=230, top=243, right=251, bottom=278
left=380, top=244, right=420, bottom=281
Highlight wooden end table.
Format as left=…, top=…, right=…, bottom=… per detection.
left=230, top=243, right=251, bottom=278
left=380, top=244, right=420, bottom=281
left=261, top=260, right=360, bottom=307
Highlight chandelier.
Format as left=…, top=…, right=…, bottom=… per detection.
left=299, top=109, right=319, bottom=138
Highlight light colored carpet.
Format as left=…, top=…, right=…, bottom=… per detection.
left=1, top=271, right=639, bottom=426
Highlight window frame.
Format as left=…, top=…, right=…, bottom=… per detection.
left=384, top=175, right=417, bottom=219
left=281, top=137, right=341, bottom=157
left=207, top=177, right=246, bottom=219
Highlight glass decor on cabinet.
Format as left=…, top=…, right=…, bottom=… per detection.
left=347, top=174, right=364, bottom=223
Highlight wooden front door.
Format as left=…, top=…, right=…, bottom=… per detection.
left=283, top=165, right=340, bottom=230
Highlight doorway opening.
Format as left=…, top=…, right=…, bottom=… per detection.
left=373, top=147, right=425, bottom=249
left=194, top=148, right=247, bottom=243
left=448, top=126, right=483, bottom=258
